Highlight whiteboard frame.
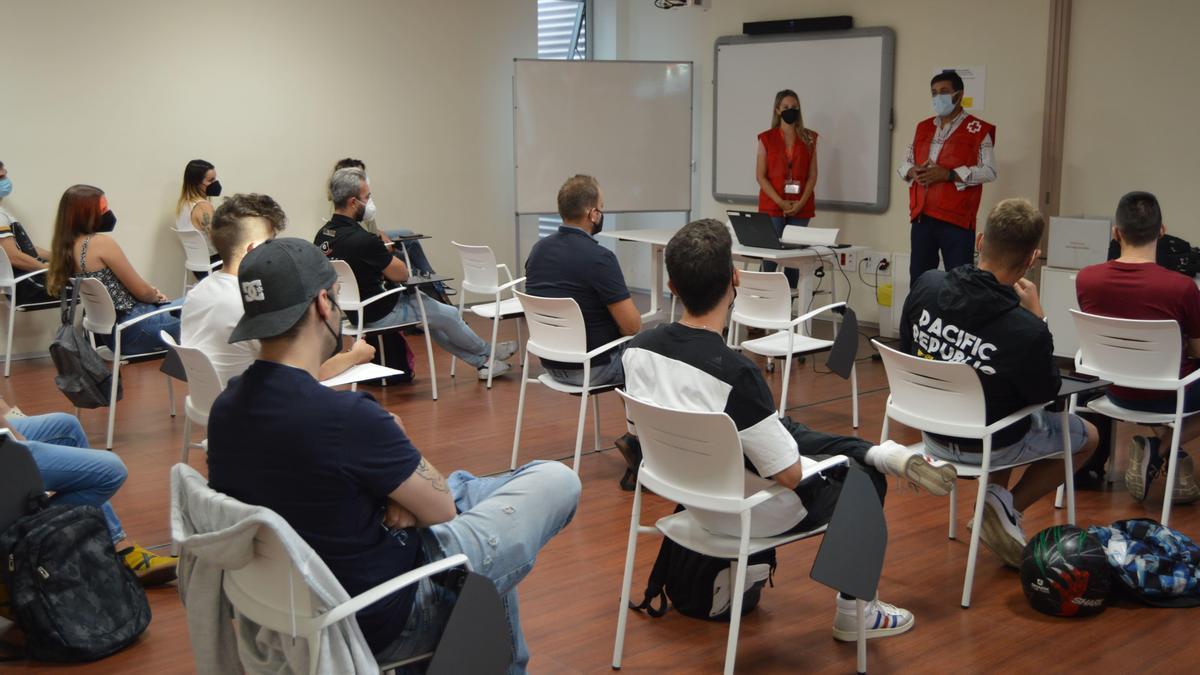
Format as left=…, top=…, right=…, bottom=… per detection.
left=512, top=58, right=695, bottom=215
left=711, top=27, right=896, bottom=213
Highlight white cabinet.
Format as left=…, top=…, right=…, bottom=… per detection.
left=1040, top=266, right=1080, bottom=358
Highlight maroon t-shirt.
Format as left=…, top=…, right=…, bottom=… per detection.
left=1076, top=260, right=1200, bottom=399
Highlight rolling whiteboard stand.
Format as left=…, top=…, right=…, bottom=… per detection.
left=512, top=59, right=694, bottom=299
left=712, top=28, right=896, bottom=212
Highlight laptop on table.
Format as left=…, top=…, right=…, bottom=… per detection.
left=727, top=210, right=809, bottom=250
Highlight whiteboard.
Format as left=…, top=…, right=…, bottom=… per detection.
left=713, top=29, right=895, bottom=212
left=514, top=59, right=693, bottom=214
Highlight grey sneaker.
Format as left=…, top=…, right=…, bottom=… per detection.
left=1171, top=452, right=1200, bottom=504
left=492, top=340, right=519, bottom=362
left=1125, top=435, right=1162, bottom=502
left=874, top=441, right=957, bottom=496
left=477, top=360, right=512, bottom=380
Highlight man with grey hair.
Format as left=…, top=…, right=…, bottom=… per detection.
left=315, top=168, right=516, bottom=380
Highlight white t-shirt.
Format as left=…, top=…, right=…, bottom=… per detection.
left=180, top=271, right=259, bottom=386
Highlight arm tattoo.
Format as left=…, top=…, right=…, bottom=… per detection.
left=415, top=457, right=449, bottom=493
left=200, top=211, right=212, bottom=231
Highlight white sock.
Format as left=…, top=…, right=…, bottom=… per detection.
left=864, top=440, right=907, bottom=474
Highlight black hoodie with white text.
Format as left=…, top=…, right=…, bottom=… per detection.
left=899, top=265, right=1060, bottom=447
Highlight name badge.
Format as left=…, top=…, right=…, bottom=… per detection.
left=784, top=180, right=801, bottom=195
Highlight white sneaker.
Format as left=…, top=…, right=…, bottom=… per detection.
left=477, top=360, right=512, bottom=380
left=831, top=593, right=914, bottom=641
left=977, top=484, right=1026, bottom=568
left=492, top=340, right=519, bottom=362
left=872, top=441, right=957, bottom=496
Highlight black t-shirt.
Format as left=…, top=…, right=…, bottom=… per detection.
left=314, top=214, right=397, bottom=324
left=524, top=226, right=630, bottom=368
left=207, top=360, right=423, bottom=653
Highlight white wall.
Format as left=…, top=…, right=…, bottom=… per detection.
left=1059, top=0, right=1200, bottom=235
left=2, top=0, right=534, bottom=355
left=606, top=0, right=1051, bottom=324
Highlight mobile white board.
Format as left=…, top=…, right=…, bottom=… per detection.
left=514, top=59, right=693, bottom=214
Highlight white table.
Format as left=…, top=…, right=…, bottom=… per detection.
left=599, top=227, right=866, bottom=321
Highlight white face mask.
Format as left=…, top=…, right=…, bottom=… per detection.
left=932, top=93, right=957, bottom=118
left=360, top=197, right=377, bottom=223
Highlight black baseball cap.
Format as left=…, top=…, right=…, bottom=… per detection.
left=228, top=238, right=338, bottom=343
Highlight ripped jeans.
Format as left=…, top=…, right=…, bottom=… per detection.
left=375, top=461, right=581, bottom=674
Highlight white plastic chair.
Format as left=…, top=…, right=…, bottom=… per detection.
left=728, top=270, right=859, bottom=426
left=612, top=390, right=858, bottom=675
left=873, top=339, right=1073, bottom=608
left=76, top=277, right=177, bottom=450
left=448, top=242, right=525, bottom=389
left=160, top=331, right=222, bottom=464
left=174, top=229, right=221, bottom=296
left=0, top=247, right=59, bottom=377
left=332, top=260, right=437, bottom=399
left=1066, top=310, right=1200, bottom=526
left=218, top=521, right=471, bottom=674
left=511, top=291, right=632, bottom=473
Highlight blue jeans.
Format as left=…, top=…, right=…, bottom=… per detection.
left=102, top=298, right=183, bottom=356
left=545, top=352, right=626, bottom=387
left=924, top=410, right=1089, bottom=467
left=764, top=216, right=809, bottom=288
left=375, top=461, right=581, bottom=674
left=366, top=293, right=492, bottom=368
left=909, top=214, right=975, bottom=283
left=10, top=413, right=127, bottom=543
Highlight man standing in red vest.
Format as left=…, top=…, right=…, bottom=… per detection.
left=899, top=70, right=996, bottom=284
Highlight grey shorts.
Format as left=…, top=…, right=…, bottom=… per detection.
left=923, top=410, right=1088, bottom=467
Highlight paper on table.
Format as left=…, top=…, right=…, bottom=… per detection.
left=320, top=362, right=405, bottom=388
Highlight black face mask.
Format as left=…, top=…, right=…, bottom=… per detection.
left=323, top=295, right=343, bottom=360
left=780, top=108, right=800, bottom=125
left=592, top=210, right=605, bottom=236
left=205, top=181, right=222, bottom=197
left=98, top=210, right=117, bottom=233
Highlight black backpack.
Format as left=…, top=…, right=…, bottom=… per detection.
left=0, top=504, right=150, bottom=662
left=629, top=506, right=777, bottom=622
left=48, top=280, right=122, bottom=409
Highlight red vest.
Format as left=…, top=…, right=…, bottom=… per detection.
left=757, top=127, right=818, bottom=218
left=908, top=115, right=995, bottom=230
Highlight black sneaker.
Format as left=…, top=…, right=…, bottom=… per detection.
left=615, top=434, right=642, bottom=491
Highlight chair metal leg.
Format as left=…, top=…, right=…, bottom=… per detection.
left=948, top=481, right=958, bottom=540
left=778, top=348, right=795, bottom=416
left=516, top=318, right=525, bottom=367
left=105, top=338, right=122, bottom=451
left=572, top=390, right=589, bottom=474
left=166, top=375, right=176, bottom=417
left=1063, top=402, right=1076, bottom=524
left=1054, top=484, right=1065, bottom=509
left=961, top=440, right=992, bottom=608
left=850, top=362, right=859, bottom=428
left=1161, top=399, right=1186, bottom=526
left=181, top=415, right=192, bottom=464
left=611, top=484, right=643, bottom=669
left=856, top=598, right=867, bottom=674
left=486, top=305, right=501, bottom=390
left=510, top=357, right=532, bottom=470
left=451, top=291, right=467, bottom=379
left=722, top=520, right=752, bottom=675
left=4, top=293, right=15, bottom=378
left=416, top=300, right=439, bottom=401
left=592, top=393, right=602, bottom=451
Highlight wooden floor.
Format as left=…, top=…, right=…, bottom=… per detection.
left=2, top=308, right=1199, bottom=674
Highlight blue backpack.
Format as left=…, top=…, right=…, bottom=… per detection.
left=1088, top=519, right=1200, bottom=607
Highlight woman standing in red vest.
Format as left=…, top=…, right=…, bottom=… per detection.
left=756, top=89, right=817, bottom=288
